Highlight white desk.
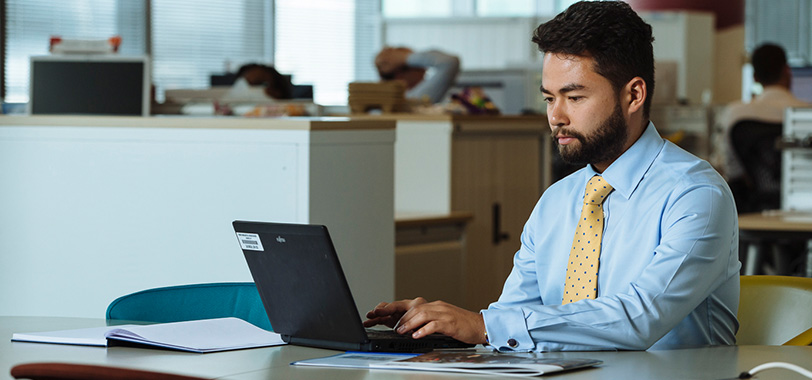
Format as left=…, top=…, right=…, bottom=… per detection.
left=3, top=317, right=812, bottom=380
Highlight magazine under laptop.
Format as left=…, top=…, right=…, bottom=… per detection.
left=233, top=220, right=474, bottom=353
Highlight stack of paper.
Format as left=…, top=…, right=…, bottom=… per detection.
left=12, top=317, right=286, bottom=353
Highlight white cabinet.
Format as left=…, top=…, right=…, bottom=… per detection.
left=0, top=116, right=395, bottom=319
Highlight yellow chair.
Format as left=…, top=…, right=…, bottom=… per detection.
left=737, top=275, right=812, bottom=345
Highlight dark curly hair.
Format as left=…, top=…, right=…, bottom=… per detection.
left=751, top=43, right=787, bottom=86
left=236, top=63, right=293, bottom=99
left=533, top=1, right=655, bottom=118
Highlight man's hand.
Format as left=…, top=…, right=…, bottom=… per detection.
left=364, top=297, right=427, bottom=329
left=364, top=297, right=487, bottom=345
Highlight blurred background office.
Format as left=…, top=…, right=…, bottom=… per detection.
left=3, top=0, right=812, bottom=115
left=4, top=0, right=812, bottom=317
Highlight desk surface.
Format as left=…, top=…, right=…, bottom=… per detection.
left=739, top=210, right=812, bottom=232
left=3, top=317, right=812, bottom=380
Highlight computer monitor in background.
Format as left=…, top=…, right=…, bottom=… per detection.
left=28, top=55, right=150, bottom=116
left=791, top=67, right=812, bottom=103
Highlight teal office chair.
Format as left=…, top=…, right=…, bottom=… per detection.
left=106, top=282, right=272, bottom=331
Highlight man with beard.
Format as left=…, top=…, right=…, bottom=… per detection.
left=364, top=1, right=740, bottom=351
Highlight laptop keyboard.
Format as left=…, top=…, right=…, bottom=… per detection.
left=365, top=329, right=414, bottom=340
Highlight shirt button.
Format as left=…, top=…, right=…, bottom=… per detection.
left=507, top=338, right=518, bottom=348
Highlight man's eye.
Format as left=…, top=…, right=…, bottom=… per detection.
left=544, top=97, right=554, bottom=104
left=569, top=96, right=583, bottom=102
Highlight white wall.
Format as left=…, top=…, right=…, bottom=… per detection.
left=383, top=11, right=716, bottom=106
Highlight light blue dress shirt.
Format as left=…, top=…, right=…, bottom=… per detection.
left=482, top=123, right=740, bottom=351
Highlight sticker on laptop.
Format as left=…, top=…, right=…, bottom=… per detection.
left=236, top=232, right=264, bottom=251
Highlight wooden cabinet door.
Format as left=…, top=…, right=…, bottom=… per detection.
left=492, top=136, right=543, bottom=295
left=451, top=134, right=499, bottom=310
left=451, top=128, right=545, bottom=310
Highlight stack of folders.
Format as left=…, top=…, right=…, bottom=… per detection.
left=11, top=317, right=285, bottom=353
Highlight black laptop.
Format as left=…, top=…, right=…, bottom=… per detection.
left=232, top=220, right=474, bottom=352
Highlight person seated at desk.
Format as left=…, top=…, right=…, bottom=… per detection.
left=374, top=47, right=460, bottom=104
left=364, top=1, right=740, bottom=352
left=719, top=44, right=810, bottom=187
left=235, top=63, right=293, bottom=100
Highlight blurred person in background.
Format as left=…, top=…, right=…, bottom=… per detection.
left=375, top=47, right=460, bottom=103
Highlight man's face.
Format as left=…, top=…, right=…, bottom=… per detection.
left=541, top=53, right=630, bottom=170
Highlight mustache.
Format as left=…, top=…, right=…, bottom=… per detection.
left=551, top=126, right=585, bottom=142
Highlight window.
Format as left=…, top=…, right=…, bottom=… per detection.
left=476, top=0, right=537, bottom=17
left=150, top=0, right=271, bottom=101
left=382, top=0, right=454, bottom=18
left=3, top=0, right=144, bottom=103
left=3, top=1, right=380, bottom=107
left=275, top=0, right=379, bottom=105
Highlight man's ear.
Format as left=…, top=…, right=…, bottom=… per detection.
left=624, top=77, right=647, bottom=115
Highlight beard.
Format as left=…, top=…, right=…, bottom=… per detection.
left=552, top=102, right=628, bottom=166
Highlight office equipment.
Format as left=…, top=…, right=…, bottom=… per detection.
left=11, top=362, right=207, bottom=380
left=730, top=120, right=783, bottom=213
left=782, top=107, right=812, bottom=210
left=232, top=221, right=473, bottom=353
left=5, top=316, right=812, bottom=380
left=737, top=275, right=812, bottom=346
left=791, top=67, right=812, bottom=103
left=28, top=55, right=150, bottom=116
left=450, top=68, right=543, bottom=114
left=738, top=362, right=812, bottom=379
left=106, top=283, right=271, bottom=331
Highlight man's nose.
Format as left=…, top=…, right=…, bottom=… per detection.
left=548, top=102, right=569, bottom=128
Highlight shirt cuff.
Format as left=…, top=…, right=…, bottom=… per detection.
left=481, top=308, right=535, bottom=352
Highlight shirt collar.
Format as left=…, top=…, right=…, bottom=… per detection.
left=584, top=122, right=664, bottom=200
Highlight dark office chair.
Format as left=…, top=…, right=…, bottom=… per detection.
left=729, top=120, right=782, bottom=213
left=106, top=282, right=271, bottom=331
left=729, top=120, right=804, bottom=275
left=11, top=363, right=207, bottom=380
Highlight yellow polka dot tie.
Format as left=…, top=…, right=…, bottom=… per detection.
left=563, top=175, right=614, bottom=304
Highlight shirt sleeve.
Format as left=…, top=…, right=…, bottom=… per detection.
left=482, top=182, right=737, bottom=351
left=405, top=50, right=460, bottom=103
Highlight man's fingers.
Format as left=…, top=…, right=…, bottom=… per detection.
left=395, top=304, right=437, bottom=335
left=413, top=320, right=441, bottom=339
left=365, top=302, right=388, bottom=318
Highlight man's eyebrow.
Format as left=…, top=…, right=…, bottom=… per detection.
left=540, top=83, right=587, bottom=94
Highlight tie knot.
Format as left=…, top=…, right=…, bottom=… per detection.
left=584, top=175, right=613, bottom=205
